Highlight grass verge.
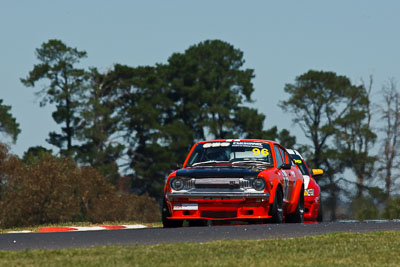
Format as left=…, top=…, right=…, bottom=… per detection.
left=1, top=231, right=399, bottom=266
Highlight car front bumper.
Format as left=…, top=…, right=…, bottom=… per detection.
left=165, top=192, right=271, bottom=220
left=166, top=192, right=269, bottom=201
left=304, top=197, right=319, bottom=221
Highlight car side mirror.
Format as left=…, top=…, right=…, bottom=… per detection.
left=280, top=163, right=291, bottom=170
left=312, top=169, right=324, bottom=176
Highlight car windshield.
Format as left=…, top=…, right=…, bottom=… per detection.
left=187, top=141, right=273, bottom=166
left=290, top=154, right=311, bottom=176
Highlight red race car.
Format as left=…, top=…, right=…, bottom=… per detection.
left=287, top=149, right=323, bottom=222
left=162, top=139, right=305, bottom=227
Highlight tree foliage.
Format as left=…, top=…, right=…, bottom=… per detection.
left=21, top=39, right=87, bottom=155
left=75, top=67, right=125, bottom=186
left=0, top=99, right=20, bottom=143
left=165, top=40, right=259, bottom=140
left=111, top=64, right=174, bottom=196
left=21, top=146, right=53, bottom=166
left=280, top=70, right=372, bottom=220
left=334, top=76, right=377, bottom=199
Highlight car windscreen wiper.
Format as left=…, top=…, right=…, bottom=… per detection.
left=191, top=160, right=231, bottom=167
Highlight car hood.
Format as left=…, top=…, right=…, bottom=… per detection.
left=176, top=166, right=263, bottom=178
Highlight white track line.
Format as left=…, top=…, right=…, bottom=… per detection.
left=121, top=225, right=148, bottom=229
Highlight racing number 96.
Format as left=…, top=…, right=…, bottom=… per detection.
left=252, top=148, right=269, bottom=156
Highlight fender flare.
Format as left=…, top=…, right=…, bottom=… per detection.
left=287, top=179, right=304, bottom=214
left=269, top=177, right=282, bottom=205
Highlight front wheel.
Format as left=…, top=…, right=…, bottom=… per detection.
left=285, top=187, right=304, bottom=223
left=162, top=199, right=183, bottom=228
left=268, top=187, right=283, bottom=223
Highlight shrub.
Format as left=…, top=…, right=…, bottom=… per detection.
left=0, top=144, right=160, bottom=228
left=0, top=156, right=81, bottom=227
left=383, top=196, right=400, bottom=219
left=349, top=196, right=380, bottom=220
left=121, top=193, right=161, bottom=223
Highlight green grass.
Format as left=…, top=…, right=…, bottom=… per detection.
left=1, top=231, right=399, bottom=266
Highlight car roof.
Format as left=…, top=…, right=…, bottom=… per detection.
left=195, top=139, right=279, bottom=145
left=287, top=149, right=304, bottom=160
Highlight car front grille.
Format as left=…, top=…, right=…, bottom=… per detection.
left=195, top=180, right=239, bottom=189
left=194, top=178, right=243, bottom=189
left=179, top=177, right=256, bottom=190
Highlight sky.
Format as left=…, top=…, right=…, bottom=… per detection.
left=1, top=1, right=400, bottom=156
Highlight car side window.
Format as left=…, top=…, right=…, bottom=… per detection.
left=285, top=152, right=292, bottom=166
left=290, top=154, right=296, bottom=166
left=274, top=145, right=283, bottom=168
left=278, top=147, right=291, bottom=165
left=284, top=150, right=290, bottom=165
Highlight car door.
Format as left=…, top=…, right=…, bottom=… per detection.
left=278, top=146, right=295, bottom=202
left=273, top=145, right=290, bottom=204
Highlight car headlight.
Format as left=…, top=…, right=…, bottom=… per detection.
left=170, top=177, right=184, bottom=191
left=252, top=178, right=266, bottom=191
left=304, top=188, right=314, bottom=196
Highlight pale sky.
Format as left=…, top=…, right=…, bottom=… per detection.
left=1, top=1, right=400, bottom=156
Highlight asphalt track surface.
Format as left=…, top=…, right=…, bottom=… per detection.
left=1, top=221, right=400, bottom=251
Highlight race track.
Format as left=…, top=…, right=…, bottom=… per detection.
left=2, top=221, right=400, bottom=251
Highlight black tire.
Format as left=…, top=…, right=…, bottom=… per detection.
left=268, top=187, right=283, bottom=224
left=317, top=201, right=323, bottom=222
left=285, top=187, right=304, bottom=223
left=188, top=219, right=207, bottom=227
left=162, top=199, right=183, bottom=228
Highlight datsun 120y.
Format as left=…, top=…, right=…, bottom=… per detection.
left=162, top=139, right=305, bottom=227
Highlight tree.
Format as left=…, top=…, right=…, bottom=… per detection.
left=166, top=39, right=258, bottom=140
left=113, top=64, right=176, bottom=197
left=334, top=75, right=377, bottom=198
left=280, top=70, right=368, bottom=220
left=0, top=99, right=20, bottom=143
left=21, top=39, right=87, bottom=155
left=261, top=126, right=297, bottom=149
left=377, top=78, right=400, bottom=200
left=232, top=108, right=296, bottom=147
left=75, top=67, right=125, bottom=186
left=21, top=146, right=53, bottom=166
